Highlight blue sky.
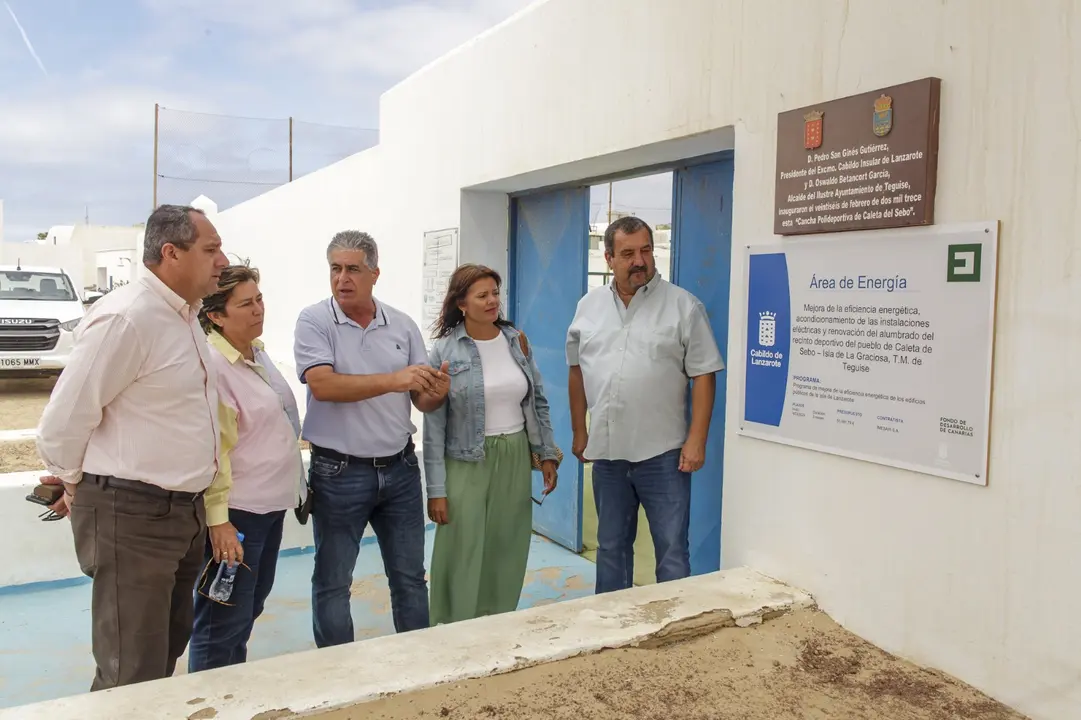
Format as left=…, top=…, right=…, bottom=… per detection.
left=0, top=0, right=533, bottom=241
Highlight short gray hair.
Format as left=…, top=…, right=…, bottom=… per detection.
left=326, top=230, right=378, bottom=270
left=143, top=205, right=206, bottom=265
left=603, top=216, right=653, bottom=255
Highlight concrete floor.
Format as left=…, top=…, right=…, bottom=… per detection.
left=0, top=529, right=596, bottom=710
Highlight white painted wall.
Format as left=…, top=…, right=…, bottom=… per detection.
left=211, top=145, right=416, bottom=413
left=69, top=225, right=144, bottom=291
left=0, top=448, right=430, bottom=588
left=0, top=466, right=313, bottom=588
left=43, top=225, right=74, bottom=245
left=190, top=194, right=219, bottom=217
left=93, top=249, right=137, bottom=289
left=0, top=225, right=142, bottom=294
left=206, top=1, right=1079, bottom=717
left=0, top=242, right=86, bottom=291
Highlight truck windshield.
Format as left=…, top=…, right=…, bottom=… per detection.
left=0, top=271, right=77, bottom=301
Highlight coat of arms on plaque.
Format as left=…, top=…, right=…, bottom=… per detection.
left=803, top=110, right=823, bottom=149
left=873, top=94, right=893, bottom=137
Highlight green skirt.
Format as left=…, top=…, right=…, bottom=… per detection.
left=429, top=431, right=532, bottom=625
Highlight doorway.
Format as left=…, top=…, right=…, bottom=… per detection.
left=510, top=155, right=733, bottom=581
left=582, top=172, right=675, bottom=586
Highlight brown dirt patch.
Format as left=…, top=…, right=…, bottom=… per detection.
left=322, top=608, right=1025, bottom=720
left=0, top=377, right=56, bottom=431
left=0, top=439, right=44, bottom=473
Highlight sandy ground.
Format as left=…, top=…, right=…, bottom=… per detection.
left=0, top=377, right=55, bottom=432
left=326, top=609, right=1024, bottom=720
left=0, top=377, right=307, bottom=475
left=0, top=439, right=44, bottom=473
left=0, top=378, right=54, bottom=473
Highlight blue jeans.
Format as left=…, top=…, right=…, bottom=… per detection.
left=309, top=449, right=429, bottom=647
left=591, top=448, right=691, bottom=594
left=188, top=508, right=286, bottom=672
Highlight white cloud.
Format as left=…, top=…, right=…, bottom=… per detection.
left=0, top=85, right=222, bottom=240
left=0, top=86, right=215, bottom=165
left=142, top=0, right=535, bottom=78
left=0, top=1, right=535, bottom=238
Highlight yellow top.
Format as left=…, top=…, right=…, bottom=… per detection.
left=203, top=331, right=267, bottom=527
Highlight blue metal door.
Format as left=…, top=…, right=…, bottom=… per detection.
left=671, top=157, right=734, bottom=574
left=511, top=187, right=589, bottom=552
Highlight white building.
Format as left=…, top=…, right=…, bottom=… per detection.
left=0, top=224, right=140, bottom=293
left=189, top=194, right=219, bottom=218
left=39, top=225, right=75, bottom=246
left=79, top=2, right=1076, bottom=718
left=207, top=4, right=1081, bottom=717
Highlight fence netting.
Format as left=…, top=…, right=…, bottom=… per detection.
left=156, top=107, right=378, bottom=210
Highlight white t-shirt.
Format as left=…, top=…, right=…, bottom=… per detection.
left=474, top=334, right=527, bottom=436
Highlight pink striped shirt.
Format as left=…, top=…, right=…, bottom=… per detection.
left=202, top=331, right=303, bottom=526
left=37, top=271, right=220, bottom=492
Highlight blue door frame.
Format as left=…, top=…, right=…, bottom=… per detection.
left=509, top=187, right=589, bottom=553
left=508, top=155, right=733, bottom=567
left=671, top=156, right=734, bottom=574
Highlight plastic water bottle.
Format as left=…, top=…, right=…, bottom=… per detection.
left=208, top=532, right=245, bottom=602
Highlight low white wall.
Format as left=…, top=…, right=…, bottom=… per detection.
left=92, top=249, right=137, bottom=290
left=0, top=243, right=86, bottom=291
left=68, top=226, right=143, bottom=292
left=0, top=227, right=141, bottom=294
left=0, top=471, right=80, bottom=587
left=0, top=460, right=313, bottom=588
left=0, top=449, right=434, bottom=588
left=195, top=2, right=1079, bottom=718
left=2, top=568, right=813, bottom=720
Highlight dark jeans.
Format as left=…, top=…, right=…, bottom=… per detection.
left=187, top=509, right=286, bottom=673
left=70, top=475, right=205, bottom=691
left=591, top=448, right=691, bottom=594
left=310, top=448, right=429, bottom=647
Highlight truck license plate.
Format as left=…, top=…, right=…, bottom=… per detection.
left=0, top=358, right=41, bottom=368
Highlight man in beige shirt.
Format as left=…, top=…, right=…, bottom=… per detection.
left=37, top=204, right=228, bottom=690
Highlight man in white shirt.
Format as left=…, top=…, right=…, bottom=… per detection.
left=567, top=216, right=725, bottom=594
left=36, top=204, right=228, bottom=690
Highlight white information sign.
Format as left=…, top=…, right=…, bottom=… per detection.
left=739, top=221, right=998, bottom=485
left=421, top=228, right=459, bottom=349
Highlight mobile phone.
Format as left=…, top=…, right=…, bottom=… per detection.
left=25, top=483, right=63, bottom=506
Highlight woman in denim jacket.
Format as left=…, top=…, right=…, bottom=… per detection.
left=423, top=263, right=560, bottom=625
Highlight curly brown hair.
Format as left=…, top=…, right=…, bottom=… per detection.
left=198, top=264, right=261, bottom=334
left=431, top=263, right=513, bottom=339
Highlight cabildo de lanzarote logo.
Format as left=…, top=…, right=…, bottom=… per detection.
left=750, top=311, right=783, bottom=368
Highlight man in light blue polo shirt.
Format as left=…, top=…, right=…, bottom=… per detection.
left=294, top=230, right=449, bottom=646
left=567, top=216, right=725, bottom=594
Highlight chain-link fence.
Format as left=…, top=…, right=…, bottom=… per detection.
left=154, top=106, right=378, bottom=211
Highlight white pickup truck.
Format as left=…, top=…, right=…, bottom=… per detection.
left=0, top=264, right=96, bottom=376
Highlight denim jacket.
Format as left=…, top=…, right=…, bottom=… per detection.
left=422, top=323, right=560, bottom=499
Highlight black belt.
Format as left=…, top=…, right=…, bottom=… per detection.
left=84, top=473, right=204, bottom=503
left=310, top=438, right=415, bottom=468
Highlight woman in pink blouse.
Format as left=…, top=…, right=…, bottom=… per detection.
left=187, top=264, right=305, bottom=672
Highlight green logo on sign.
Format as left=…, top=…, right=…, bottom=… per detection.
left=946, top=243, right=982, bottom=282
